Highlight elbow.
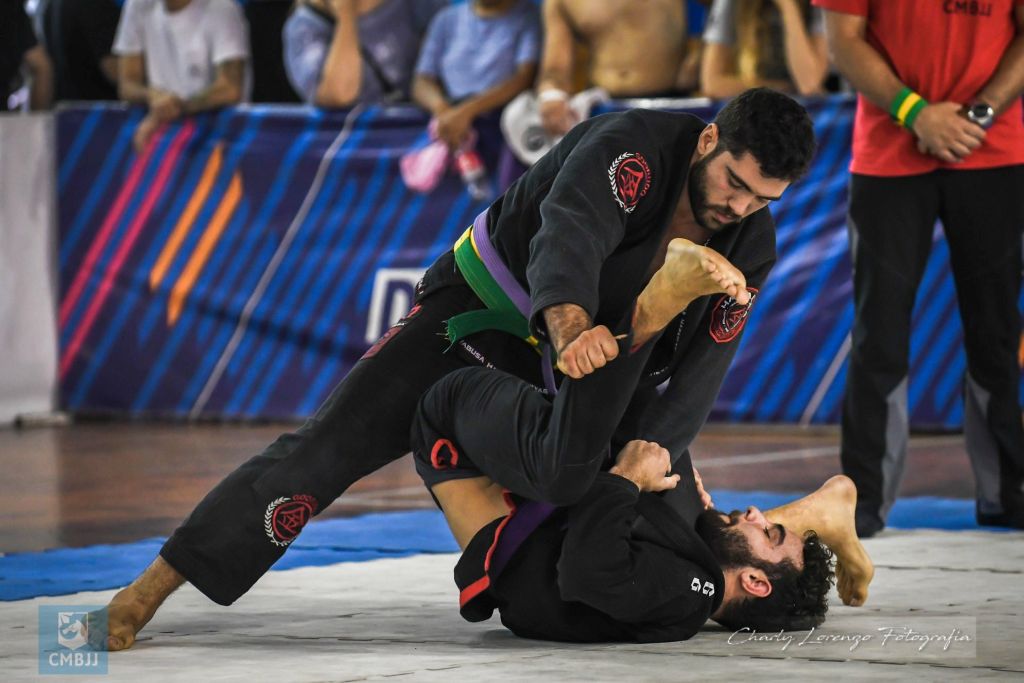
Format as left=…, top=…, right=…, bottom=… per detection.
left=314, top=82, right=359, bottom=108
left=222, top=83, right=243, bottom=106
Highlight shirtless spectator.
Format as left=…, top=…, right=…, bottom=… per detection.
left=537, top=0, right=705, bottom=137
left=282, top=0, right=446, bottom=107
left=113, top=0, right=250, bottom=152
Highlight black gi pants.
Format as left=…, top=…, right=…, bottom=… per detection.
left=842, top=166, right=1024, bottom=529
left=160, top=283, right=542, bottom=605
left=410, top=328, right=654, bottom=507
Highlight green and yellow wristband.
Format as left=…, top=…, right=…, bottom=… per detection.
left=890, top=87, right=928, bottom=130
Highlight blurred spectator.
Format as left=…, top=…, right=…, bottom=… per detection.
left=282, top=0, right=446, bottom=107
left=700, top=0, right=828, bottom=99
left=113, top=0, right=250, bottom=152
left=40, top=0, right=121, bottom=102
left=412, top=0, right=540, bottom=150
left=536, top=0, right=701, bottom=137
left=1, top=0, right=53, bottom=111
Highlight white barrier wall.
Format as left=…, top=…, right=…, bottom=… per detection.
left=0, top=114, right=58, bottom=425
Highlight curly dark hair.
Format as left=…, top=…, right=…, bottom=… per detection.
left=712, top=88, right=816, bottom=181
left=713, top=531, right=835, bottom=632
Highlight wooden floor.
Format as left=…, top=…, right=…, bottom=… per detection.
left=0, top=421, right=975, bottom=553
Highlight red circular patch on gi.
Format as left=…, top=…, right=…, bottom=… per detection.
left=268, top=494, right=318, bottom=545
left=709, top=288, right=758, bottom=344
left=430, top=438, right=460, bottom=470
left=608, top=152, right=651, bottom=213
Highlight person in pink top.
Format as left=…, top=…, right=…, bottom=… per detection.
left=814, top=0, right=1024, bottom=537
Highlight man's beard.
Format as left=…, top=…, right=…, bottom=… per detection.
left=688, top=152, right=741, bottom=233
left=696, top=509, right=758, bottom=569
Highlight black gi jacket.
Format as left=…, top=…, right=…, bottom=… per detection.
left=422, top=109, right=777, bottom=461
left=456, top=472, right=725, bottom=643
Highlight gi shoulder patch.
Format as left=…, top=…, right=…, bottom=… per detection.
left=607, top=152, right=651, bottom=213
left=709, top=288, right=758, bottom=344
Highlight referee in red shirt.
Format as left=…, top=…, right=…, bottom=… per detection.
left=814, top=0, right=1024, bottom=536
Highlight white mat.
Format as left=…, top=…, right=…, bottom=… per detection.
left=4, top=530, right=1023, bottom=681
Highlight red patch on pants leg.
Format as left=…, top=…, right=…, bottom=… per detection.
left=430, top=438, right=459, bottom=469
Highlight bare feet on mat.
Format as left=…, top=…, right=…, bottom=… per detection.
left=634, top=238, right=748, bottom=345
left=90, top=556, right=184, bottom=650
left=766, top=475, right=874, bottom=607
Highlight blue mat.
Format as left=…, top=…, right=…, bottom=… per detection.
left=1, top=494, right=1011, bottom=602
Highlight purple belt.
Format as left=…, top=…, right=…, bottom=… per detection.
left=471, top=210, right=558, bottom=395
left=488, top=500, right=557, bottom=577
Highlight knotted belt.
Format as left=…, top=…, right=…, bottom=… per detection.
left=447, top=210, right=559, bottom=394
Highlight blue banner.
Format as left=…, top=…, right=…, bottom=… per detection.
left=56, top=97, right=1024, bottom=426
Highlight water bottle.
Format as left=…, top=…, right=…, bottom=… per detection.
left=454, top=148, right=492, bottom=201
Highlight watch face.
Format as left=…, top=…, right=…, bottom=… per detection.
left=968, top=103, right=995, bottom=128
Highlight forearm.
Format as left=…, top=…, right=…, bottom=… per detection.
left=827, top=33, right=904, bottom=111
left=412, top=75, right=450, bottom=116
left=118, top=77, right=151, bottom=105
left=700, top=72, right=750, bottom=99
left=542, top=302, right=592, bottom=354
left=537, top=66, right=572, bottom=94
left=977, top=33, right=1024, bottom=114
left=675, top=38, right=703, bottom=93
left=699, top=46, right=753, bottom=99
left=457, top=67, right=537, bottom=120
left=26, top=48, right=53, bottom=110
left=315, top=7, right=362, bottom=106
left=777, top=2, right=827, bottom=95
left=538, top=0, right=573, bottom=94
left=182, top=72, right=243, bottom=115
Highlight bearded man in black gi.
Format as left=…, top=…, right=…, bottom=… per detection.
left=96, top=88, right=820, bottom=650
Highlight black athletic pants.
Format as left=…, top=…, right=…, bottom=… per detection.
left=841, top=166, right=1024, bottom=526
left=160, top=283, right=542, bottom=605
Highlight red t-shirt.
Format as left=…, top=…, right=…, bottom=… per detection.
left=814, top=0, right=1024, bottom=176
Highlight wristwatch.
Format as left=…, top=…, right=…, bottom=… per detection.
left=964, top=102, right=995, bottom=129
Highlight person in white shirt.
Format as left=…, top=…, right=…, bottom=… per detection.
left=113, top=0, right=251, bottom=151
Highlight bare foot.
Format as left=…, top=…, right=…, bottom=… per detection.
left=766, top=475, right=875, bottom=606
left=634, top=238, right=748, bottom=344
left=90, top=556, right=184, bottom=651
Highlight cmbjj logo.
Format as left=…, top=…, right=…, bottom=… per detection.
left=691, top=577, right=716, bottom=597
left=363, top=268, right=427, bottom=345
left=38, top=606, right=108, bottom=675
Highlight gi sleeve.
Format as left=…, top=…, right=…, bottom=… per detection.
left=526, top=112, right=659, bottom=339
left=638, top=255, right=775, bottom=460
left=556, top=473, right=709, bottom=624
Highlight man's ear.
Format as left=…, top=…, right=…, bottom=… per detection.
left=698, top=123, right=719, bottom=156
left=739, top=567, right=772, bottom=599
